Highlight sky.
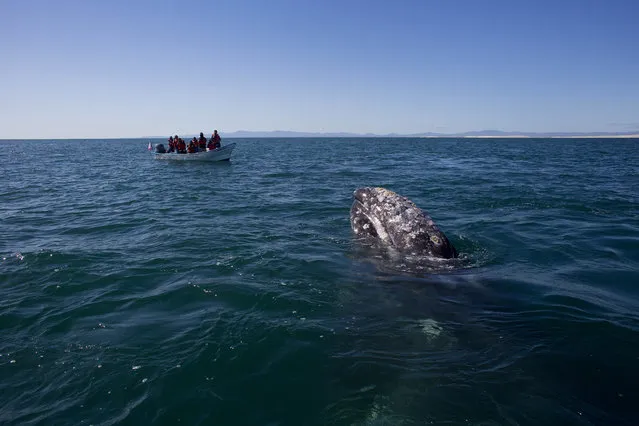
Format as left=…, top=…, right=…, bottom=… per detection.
left=1, top=0, right=638, bottom=138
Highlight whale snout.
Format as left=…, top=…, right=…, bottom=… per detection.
left=349, top=187, right=458, bottom=260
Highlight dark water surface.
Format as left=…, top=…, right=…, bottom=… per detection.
left=1, top=137, right=638, bottom=425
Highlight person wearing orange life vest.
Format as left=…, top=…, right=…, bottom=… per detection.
left=198, top=132, right=207, bottom=151
left=177, top=137, right=187, bottom=154
left=208, top=130, right=221, bottom=150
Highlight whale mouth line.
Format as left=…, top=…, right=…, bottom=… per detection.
left=351, top=199, right=396, bottom=246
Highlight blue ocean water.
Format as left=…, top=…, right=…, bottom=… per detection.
left=1, top=137, right=638, bottom=425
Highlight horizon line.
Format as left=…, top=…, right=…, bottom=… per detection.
left=2, top=129, right=639, bottom=141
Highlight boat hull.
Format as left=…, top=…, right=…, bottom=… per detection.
left=154, top=143, right=236, bottom=162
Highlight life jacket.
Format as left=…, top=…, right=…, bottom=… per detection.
left=212, top=133, right=221, bottom=148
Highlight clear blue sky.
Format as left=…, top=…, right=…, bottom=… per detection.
left=1, top=0, right=638, bottom=138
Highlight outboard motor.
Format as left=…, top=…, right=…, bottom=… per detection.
left=155, top=143, right=166, bottom=153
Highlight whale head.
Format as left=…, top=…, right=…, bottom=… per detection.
left=349, top=187, right=458, bottom=260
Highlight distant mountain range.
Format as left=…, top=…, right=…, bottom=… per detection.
left=144, top=130, right=639, bottom=139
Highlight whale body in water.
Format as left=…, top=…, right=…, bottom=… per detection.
left=349, top=187, right=458, bottom=259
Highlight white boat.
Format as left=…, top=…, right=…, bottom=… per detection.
left=153, top=143, right=236, bottom=162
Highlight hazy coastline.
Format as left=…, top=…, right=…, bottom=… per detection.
left=458, top=134, right=639, bottom=139
left=2, top=132, right=639, bottom=141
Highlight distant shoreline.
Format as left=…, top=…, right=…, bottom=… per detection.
left=457, top=134, right=639, bottom=139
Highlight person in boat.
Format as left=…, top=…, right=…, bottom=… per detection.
left=206, top=138, right=216, bottom=151
left=167, top=136, right=175, bottom=153
left=173, top=134, right=181, bottom=153
left=177, top=137, right=187, bottom=154
left=208, top=130, right=221, bottom=150
left=187, top=139, right=196, bottom=153
left=198, top=132, right=207, bottom=151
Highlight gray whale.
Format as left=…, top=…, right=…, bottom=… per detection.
left=349, top=187, right=458, bottom=259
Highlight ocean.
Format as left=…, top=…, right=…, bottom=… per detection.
left=1, top=137, right=638, bottom=425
